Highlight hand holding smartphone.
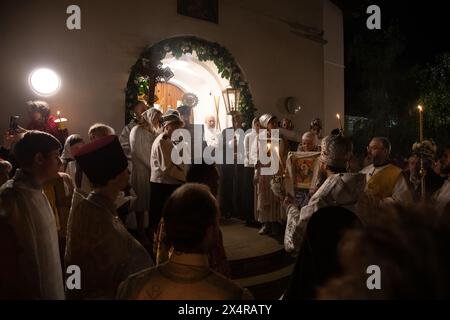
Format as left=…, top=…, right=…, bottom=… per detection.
left=9, top=116, right=19, bottom=134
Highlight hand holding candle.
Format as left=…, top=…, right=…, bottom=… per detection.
left=54, top=110, right=68, bottom=130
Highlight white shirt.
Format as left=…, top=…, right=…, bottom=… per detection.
left=243, top=131, right=259, bottom=167
left=285, top=172, right=366, bottom=254
left=360, top=163, right=412, bottom=204
left=150, top=133, right=186, bottom=185
left=0, top=170, right=65, bottom=299
left=204, top=127, right=220, bottom=148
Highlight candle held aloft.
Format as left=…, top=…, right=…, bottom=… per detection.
left=336, top=113, right=343, bottom=132
left=417, top=105, right=424, bottom=142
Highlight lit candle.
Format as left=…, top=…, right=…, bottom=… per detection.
left=336, top=113, right=343, bottom=132
left=417, top=105, right=424, bottom=142
left=57, top=110, right=62, bottom=129
left=274, top=145, right=284, bottom=172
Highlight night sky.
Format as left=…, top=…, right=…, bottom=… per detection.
left=338, top=0, right=450, bottom=63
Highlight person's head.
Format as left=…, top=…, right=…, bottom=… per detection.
left=27, top=100, right=51, bottom=122
left=319, top=204, right=450, bottom=299
left=164, top=183, right=219, bottom=253
left=231, top=112, right=243, bottom=130
left=285, top=206, right=360, bottom=300
left=177, top=105, right=192, bottom=124
left=330, top=128, right=341, bottom=136
left=88, top=123, right=115, bottom=141
left=252, top=117, right=261, bottom=131
left=62, top=134, right=84, bottom=161
left=440, top=146, right=450, bottom=176
left=310, top=118, right=322, bottom=137
left=142, top=108, right=162, bottom=135
left=205, top=115, right=216, bottom=129
left=302, top=131, right=317, bottom=152
left=132, top=101, right=148, bottom=120
left=186, top=162, right=220, bottom=197
left=259, top=113, right=277, bottom=130
left=281, top=118, right=292, bottom=130
left=161, top=112, right=184, bottom=138
left=75, top=135, right=129, bottom=191
left=13, top=131, right=62, bottom=182
left=367, top=137, right=391, bottom=166
left=0, top=158, right=12, bottom=185
left=320, top=134, right=353, bottom=174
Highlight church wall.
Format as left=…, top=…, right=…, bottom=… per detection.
left=0, top=0, right=337, bottom=140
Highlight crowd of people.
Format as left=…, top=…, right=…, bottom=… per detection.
left=0, top=99, right=449, bottom=299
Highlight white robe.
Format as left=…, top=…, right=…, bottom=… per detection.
left=204, top=127, right=221, bottom=148
left=130, top=125, right=156, bottom=212
left=284, top=172, right=366, bottom=254
left=0, top=170, right=65, bottom=299
left=360, top=164, right=412, bottom=204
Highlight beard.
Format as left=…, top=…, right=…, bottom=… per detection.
left=372, top=155, right=386, bottom=166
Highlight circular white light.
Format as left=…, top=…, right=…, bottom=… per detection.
left=29, top=68, right=61, bottom=96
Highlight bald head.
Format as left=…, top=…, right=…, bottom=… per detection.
left=302, top=131, right=318, bottom=152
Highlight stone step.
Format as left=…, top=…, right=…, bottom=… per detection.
left=220, top=218, right=295, bottom=299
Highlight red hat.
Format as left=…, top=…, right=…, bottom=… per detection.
left=74, top=135, right=128, bottom=186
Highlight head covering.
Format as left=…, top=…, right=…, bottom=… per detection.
left=142, top=108, right=162, bottom=134
left=165, top=108, right=180, bottom=117
left=319, top=134, right=353, bottom=169
left=161, top=110, right=184, bottom=128
left=61, top=134, right=84, bottom=161
left=74, top=135, right=128, bottom=185
left=259, top=113, right=276, bottom=129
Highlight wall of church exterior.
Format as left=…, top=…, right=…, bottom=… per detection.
left=0, top=0, right=341, bottom=139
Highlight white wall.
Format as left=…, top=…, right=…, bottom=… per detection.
left=0, top=0, right=337, bottom=141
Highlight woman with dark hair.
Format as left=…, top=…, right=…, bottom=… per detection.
left=284, top=206, right=360, bottom=299
left=26, top=100, right=66, bottom=145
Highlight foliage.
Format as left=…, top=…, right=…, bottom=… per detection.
left=416, top=53, right=450, bottom=148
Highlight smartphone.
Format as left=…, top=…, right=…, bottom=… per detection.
left=9, top=116, right=19, bottom=134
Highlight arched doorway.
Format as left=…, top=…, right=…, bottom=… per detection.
left=125, top=36, right=256, bottom=129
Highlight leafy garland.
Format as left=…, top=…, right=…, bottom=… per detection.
left=125, top=36, right=256, bottom=128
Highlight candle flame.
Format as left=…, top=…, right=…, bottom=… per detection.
left=336, top=113, right=340, bottom=119
left=417, top=105, right=423, bottom=112
left=57, top=110, right=60, bottom=116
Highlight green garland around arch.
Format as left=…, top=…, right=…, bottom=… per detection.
left=125, top=36, right=256, bottom=129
